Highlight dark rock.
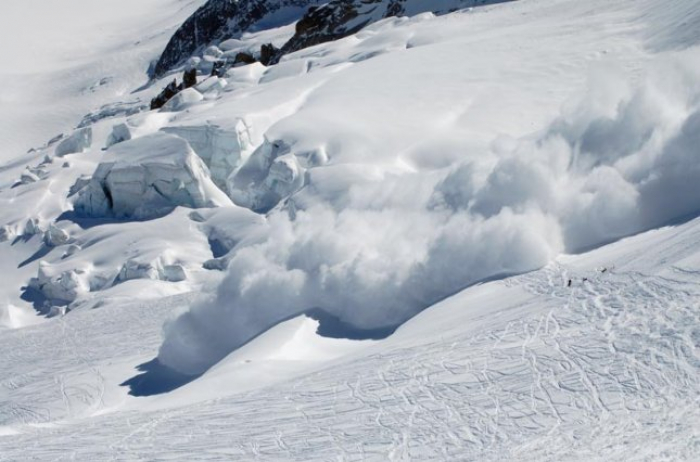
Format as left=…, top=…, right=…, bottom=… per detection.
left=153, top=0, right=320, bottom=78
left=183, top=68, right=198, bottom=89
left=233, top=51, right=257, bottom=66
left=154, top=0, right=514, bottom=76
left=150, top=79, right=180, bottom=110
left=272, top=0, right=514, bottom=65
left=210, top=60, right=227, bottom=77
left=259, top=43, right=279, bottom=66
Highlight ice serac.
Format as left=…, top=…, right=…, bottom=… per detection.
left=162, top=119, right=252, bottom=190
left=153, top=0, right=321, bottom=77
left=30, top=263, right=91, bottom=305
left=228, top=139, right=305, bottom=213
left=74, top=133, right=232, bottom=220
left=117, top=258, right=188, bottom=283
left=55, top=127, right=92, bottom=157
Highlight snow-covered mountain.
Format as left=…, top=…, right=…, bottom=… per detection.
left=153, top=0, right=320, bottom=76
left=154, top=0, right=512, bottom=76
left=1, top=0, right=700, bottom=459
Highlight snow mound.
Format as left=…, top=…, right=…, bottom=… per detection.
left=74, top=133, right=232, bottom=220
left=160, top=47, right=700, bottom=376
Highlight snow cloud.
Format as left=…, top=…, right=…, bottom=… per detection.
left=159, top=47, right=700, bottom=375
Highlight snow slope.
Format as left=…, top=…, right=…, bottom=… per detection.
left=2, top=193, right=699, bottom=460
left=1, top=0, right=700, bottom=459
left=0, top=0, right=206, bottom=160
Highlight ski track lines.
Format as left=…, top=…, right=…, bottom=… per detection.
left=1, top=227, right=699, bottom=460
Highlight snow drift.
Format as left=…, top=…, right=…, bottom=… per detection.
left=159, top=47, right=700, bottom=376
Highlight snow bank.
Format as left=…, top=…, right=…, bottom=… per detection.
left=74, top=133, right=232, bottom=220
left=159, top=48, right=700, bottom=375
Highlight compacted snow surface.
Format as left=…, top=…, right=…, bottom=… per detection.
left=1, top=0, right=699, bottom=459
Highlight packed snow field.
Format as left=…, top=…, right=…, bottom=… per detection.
left=1, top=0, right=700, bottom=459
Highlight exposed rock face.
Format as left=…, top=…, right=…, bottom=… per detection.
left=274, top=0, right=512, bottom=64
left=150, top=79, right=180, bottom=110
left=153, top=0, right=320, bottom=77
left=259, top=43, right=279, bottom=66
left=161, top=88, right=204, bottom=112
left=274, top=1, right=366, bottom=63
left=154, top=0, right=512, bottom=75
left=183, top=67, right=198, bottom=88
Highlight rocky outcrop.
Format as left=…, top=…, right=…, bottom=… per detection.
left=153, top=0, right=320, bottom=77
left=154, top=0, right=512, bottom=75
left=273, top=0, right=512, bottom=64
left=150, top=68, right=201, bottom=110
left=150, top=79, right=180, bottom=110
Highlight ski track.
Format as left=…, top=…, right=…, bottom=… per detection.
left=1, top=223, right=699, bottom=460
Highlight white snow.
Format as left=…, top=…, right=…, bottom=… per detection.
left=0, top=0, right=699, bottom=459
left=0, top=0, right=206, bottom=160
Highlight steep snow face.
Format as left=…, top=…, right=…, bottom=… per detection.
left=74, top=133, right=232, bottom=220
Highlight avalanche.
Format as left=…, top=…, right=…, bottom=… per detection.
left=1, top=0, right=699, bottom=459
